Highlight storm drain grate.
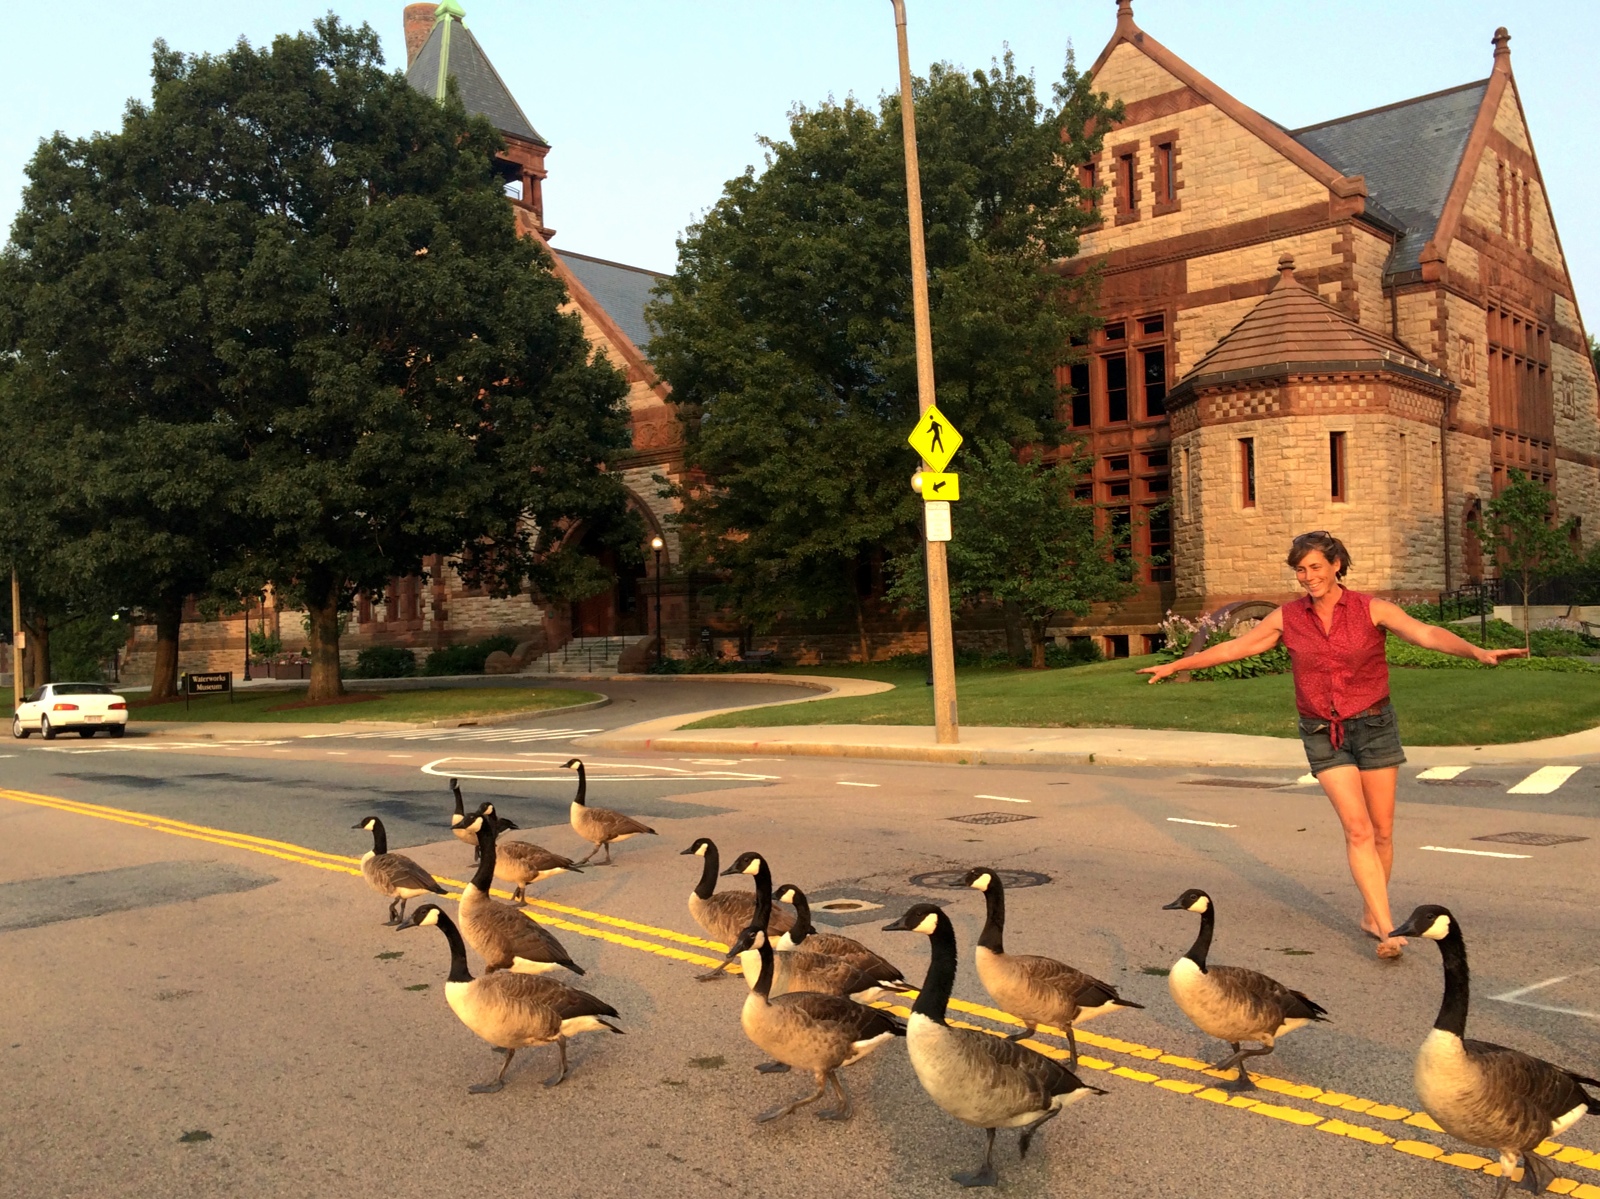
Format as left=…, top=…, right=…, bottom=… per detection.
left=1420, top=778, right=1500, bottom=788
left=910, top=869, right=1052, bottom=890
left=947, top=811, right=1037, bottom=826
left=1473, top=831, right=1589, bottom=847
left=1183, top=778, right=1291, bottom=790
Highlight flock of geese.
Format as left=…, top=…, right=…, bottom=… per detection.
left=350, top=758, right=1598, bottom=1194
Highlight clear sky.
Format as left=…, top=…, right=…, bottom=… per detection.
left=5, top=1, right=1597, bottom=315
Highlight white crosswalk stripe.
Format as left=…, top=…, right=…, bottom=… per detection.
left=1506, top=765, right=1582, bottom=794
left=314, top=726, right=602, bottom=744
left=1416, top=765, right=1469, bottom=780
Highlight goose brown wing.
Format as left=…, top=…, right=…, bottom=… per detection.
left=777, top=992, right=905, bottom=1042
left=952, top=1023, right=1092, bottom=1104
left=803, top=932, right=906, bottom=984
left=373, top=853, right=446, bottom=895
left=784, top=950, right=890, bottom=997
left=466, top=894, right=583, bottom=973
left=1465, top=1040, right=1600, bottom=1141
left=500, top=841, right=581, bottom=873
left=1210, top=964, right=1326, bottom=1027
left=591, top=807, right=656, bottom=839
left=471, top=974, right=565, bottom=1038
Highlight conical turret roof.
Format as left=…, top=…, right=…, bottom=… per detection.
left=406, top=2, right=546, bottom=146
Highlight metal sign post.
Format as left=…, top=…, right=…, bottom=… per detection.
left=889, top=0, right=959, bottom=744
left=10, top=568, right=22, bottom=714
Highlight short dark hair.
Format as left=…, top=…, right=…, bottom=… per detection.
left=1287, top=530, right=1351, bottom=579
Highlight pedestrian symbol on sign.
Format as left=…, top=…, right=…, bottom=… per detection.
left=907, top=404, right=963, bottom=473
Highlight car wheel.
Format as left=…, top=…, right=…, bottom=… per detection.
left=10, top=716, right=27, bottom=739
left=78, top=728, right=96, bottom=739
left=41, top=715, right=56, bottom=740
left=108, top=725, right=126, bottom=739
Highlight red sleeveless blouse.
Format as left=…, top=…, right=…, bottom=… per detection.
left=1279, top=587, right=1390, bottom=745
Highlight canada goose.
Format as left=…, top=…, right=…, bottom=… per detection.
left=773, top=883, right=908, bottom=992
left=1162, top=888, right=1328, bottom=1092
left=963, top=867, right=1142, bottom=1067
left=1390, top=905, right=1599, bottom=1196
left=450, top=778, right=518, bottom=860
left=458, top=816, right=584, bottom=976
left=885, top=904, right=1104, bottom=1188
left=472, top=801, right=583, bottom=904
left=682, top=837, right=792, bottom=981
left=398, top=903, right=622, bottom=1091
left=352, top=816, right=447, bottom=925
left=736, top=926, right=904, bottom=1123
left=563, top=758, right=656, bottom=865
left=730, top=921, right=908, bottom=1004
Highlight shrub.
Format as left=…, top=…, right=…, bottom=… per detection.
left=350, top=646, right=417, bottom=679
left=422, top=636, right=517, bottom=676
left=1045, top=638, right=1103, bottom=668
left=647, top=654, right=769, bottom=675
left=1155, top=611, right=1288, bottom=681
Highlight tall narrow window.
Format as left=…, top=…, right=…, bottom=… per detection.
left=1522, top=177, right=1533, bottom=251
left=1330, top=432, right=1347, bottom=501
left=1181, top=447, right=1193, bottom=518
left=1110, top=508, right=1132, bottom=563
left=1159, top=143, right=1174, bottom=202
left=1112, top=143, right=1138, bottom=219
left=1147, top=505, right=1172, bottom=582
left=1069, top=362, right=1091, bottom=428
left=1142, top=348, right=1167, bottom=417
left=1079, top=162, right=1098, bottom=216
left=1239, top=438, right=1256, bottom=508
left=1104, top=355, right=1129, bottom=423
left=1498, top=158, right=1508, bottom=236
left=1398, top=433, right=1409, bottom=504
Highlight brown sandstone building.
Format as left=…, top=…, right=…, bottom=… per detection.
left=121, top=1, right=1600, bottom=679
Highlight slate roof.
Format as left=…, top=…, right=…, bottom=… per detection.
left=1291, top=80, right=1488, bottom=280
left=1172, top=257, right=1450, bottom=396
left=405, top=4, right=546, bottom=146
left=555, top=250, right=669, bottom=355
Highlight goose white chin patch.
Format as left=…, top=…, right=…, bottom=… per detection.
left=742, top=859, right=763, bottom=875
left=1423, top=914, right=1451, bottom=940
left=914, top=913, right=940, bottom=935
left=693, top=843, right=708, bottom=857
left=969, top=873, right=992, bottom=892
left=1189, top=896, right=1210, bottom=914
left=420, top=909, right=441, bottom=926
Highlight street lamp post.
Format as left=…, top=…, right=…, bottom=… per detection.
left=888, top=0, right=959, bottom=743
left=242, top=593, right=252, bottom=682
left=110, top=611, right=121, bottom=684
left=650, top=535, right=665, bottom=667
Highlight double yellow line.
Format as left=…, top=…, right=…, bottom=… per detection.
left=5, top=785, right=1597, bottom=1192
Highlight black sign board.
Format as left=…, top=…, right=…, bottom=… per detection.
left=185, top=671, right=233, bottom=701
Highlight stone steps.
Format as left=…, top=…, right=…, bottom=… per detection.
left=521, top=635, right=649, bottom=675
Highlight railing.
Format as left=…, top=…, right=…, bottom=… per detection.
left=543, top=636, right=627, bottom=673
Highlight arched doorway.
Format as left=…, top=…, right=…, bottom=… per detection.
left=565, top=498, right=655, bottom=637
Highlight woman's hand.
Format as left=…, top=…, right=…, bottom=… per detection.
left=1475, top=647, right=1528, bottom=666
left=1137, top=661, right=1183, bottom=684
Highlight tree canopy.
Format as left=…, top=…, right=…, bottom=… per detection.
left=0, top=18, right=636, bottom=699
left=649, top=51, right=1121, bottom=640
left=1476, top=469, right=1575, bottom=648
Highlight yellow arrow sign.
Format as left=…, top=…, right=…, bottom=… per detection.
left=907, top=404, right=963, bottom=473
left=918, top=472, right=959, bottom=501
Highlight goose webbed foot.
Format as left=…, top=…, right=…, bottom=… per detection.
left=1004, top=1028, right=1031, bottom=1042
left=755, top=1061, right=791, bottom=1074
left=1514, top=1152, right=1550, bottom=1194
left=814, top=1071, right=853, bottom=1121
left=1209, top=1042, right=1243, bottom=1072
left=469, top=1047, right=515, bottom=1093
left=756, top=1074, right=828, bottom=1123
left=1017, top=1109, right=1060, bottom=1159
left=543, top=1038, right=569, bottom=1088
left=951, top=1129, right=999, bottom=1188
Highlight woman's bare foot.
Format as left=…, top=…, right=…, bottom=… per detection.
left=1376, top=938, right=1404, bottom=960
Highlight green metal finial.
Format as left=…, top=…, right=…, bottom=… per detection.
left=434, top=0, right=466, bottom=20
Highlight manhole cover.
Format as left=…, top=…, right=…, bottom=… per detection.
left=1473, top=831, right=1589, bottom=847
left=1420, top=778, right=1500, bottom=788
left=909, top=869, right=1051, bottom=890
left=814, top=898, right=882, bottom=914
left=947, top=811, right=1037, bottom=825
left=1183, top=778, right=1291, bottom=790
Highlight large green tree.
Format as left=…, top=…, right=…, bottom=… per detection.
left=649, top=52, right=1120, bottom=648
left=2, top=19, right=635, bottom=700
left=1475, top=469, right=1576, bottom=649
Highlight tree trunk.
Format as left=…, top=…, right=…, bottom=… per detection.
left=1029, top=618, right=1049, bottom=670
left=1003, top=600, right=1027, bottom=665
left=305, top=581, right=347, bottom=701
left=1521, top=570, right=1531, bottom=652
left=852, top=588, right=871, bottom=664
left=149, top=594, right=183, bottom=701
left=24, top=615, right=50, bottom=688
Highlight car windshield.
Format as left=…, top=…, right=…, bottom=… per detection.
left=50, top=683, right=116, bottom=696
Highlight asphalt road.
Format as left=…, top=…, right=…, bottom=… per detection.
left=2, top=693, right=1596, bottom=1198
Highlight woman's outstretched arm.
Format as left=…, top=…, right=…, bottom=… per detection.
left=1137, top=608, right=1286, bottom=684
left=1370, top=600, right=1527, bottom=665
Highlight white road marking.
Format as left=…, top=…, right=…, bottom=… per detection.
left=1420, top=845, right=1531, bottom=859
left=1507, top=765, right=1581, bottom=794
left=1167, top=817, right=1236, bottom=828
left=837, top=781, right=879, bottom=788
left=1294, top=773, right=1318, bottom=785
left=1417, top=765, right=1469, bottom=780
left=1490, top=969, right=1600, bottom=1020
left=419, top=756, right=778, bottom=784
left=975, top=794, right=1029, bottom=804
left=325, top=751, right=348, bottom=755
left=681, top=758, right=740, bottom=765
left=307, top=726, right=602, bottom=744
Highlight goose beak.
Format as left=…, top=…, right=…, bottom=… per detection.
left=350, top=823, right=366, bottom=830
left=719, top=864, right=742, bottom=876
left=881, top=914, right=913, bottom=932
left=679, top=845, right=698, bottom=855
left=1160, top=899, right=1187, bottom=911
left=1388, top=916, right=1422, bottom=939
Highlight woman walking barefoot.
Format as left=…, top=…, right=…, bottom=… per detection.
left=1138, top=532, right=1525, bottom=960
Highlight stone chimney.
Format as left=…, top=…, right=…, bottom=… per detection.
left=404, top=3, right=436, bottom=68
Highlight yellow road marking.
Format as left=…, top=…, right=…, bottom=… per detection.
left=5, top=785, right=1596, bottom=1186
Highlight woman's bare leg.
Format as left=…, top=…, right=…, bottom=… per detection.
left=1318, top=765, right=1403, bottom=956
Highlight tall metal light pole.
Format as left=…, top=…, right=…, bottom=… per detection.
left=241, top=593, right=253, bottom=682
left=650, top=535, right=665, bottom=667
left=889, top=0, right=959, bottom=743
left=11, top=567, right=23, bottom=712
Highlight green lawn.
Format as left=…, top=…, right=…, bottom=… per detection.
left=131, top=687, right=599, bottom=725
left=686, top=656, right=1600, bottom=745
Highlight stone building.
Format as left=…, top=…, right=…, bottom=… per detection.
left=1058, top=0, right=1600, bottom=655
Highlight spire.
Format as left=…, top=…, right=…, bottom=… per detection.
left=1116, top=0, right=1135, bottom=33
left=1274, top=254, right=1297, bottom=288
left=1492, top=27, right=1511, bottom=69
left=436, top=0, right=466, bottom=18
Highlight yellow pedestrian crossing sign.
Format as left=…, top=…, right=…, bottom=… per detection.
left=907, top=404, right=963, bottom=473
left=916, top=472, right=959, bottom=501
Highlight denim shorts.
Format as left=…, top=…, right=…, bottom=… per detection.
left=1298, top=702, right=1407, bottom=775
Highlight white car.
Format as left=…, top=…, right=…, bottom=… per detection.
left=12, top=683, right=129, bottom=739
